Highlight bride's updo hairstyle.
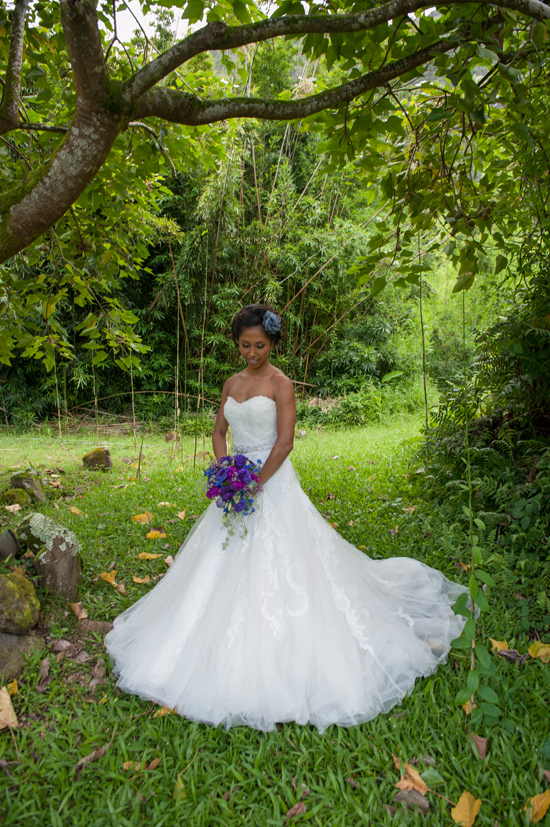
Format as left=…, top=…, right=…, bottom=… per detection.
left=231, top=305, right=285, bottom=346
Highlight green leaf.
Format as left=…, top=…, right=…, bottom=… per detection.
left=420, top=768, right=445, bottom=789
left=463, top=618, right=476, bottom=642
left=451, top=635, right=471, bottom=650
left=232, top=0, right=251, bottom=23
left=467, top=669, right=480, bottom=693
left=474, top=591, right=489, bottom=612
left=475, top=644, right=491, bottom=669
left=469, top=575, right=479, bottom=599
left=452, top=592, right=470, bottom=619
left=494, top=254, right=508, bottom=274
left=476, top=44, right=498, bottom=62
left=182, top=0, right=204, bottom=21
left=477, top=685, right=500, bottom=705
left=475, top=570, right=496, bottom=588
left=381, top=371, right=404, bottom=383
left=370, top=277, right=387, bottom=297
left=480, top=702, right=501, bottom=718
left=455, top=687, right=472, bottom=705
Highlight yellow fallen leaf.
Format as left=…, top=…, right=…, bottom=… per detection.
left=358, top=545, right=366, bottom=550
left=70, top=601, right=88, bottom=620
left=174, top=772, right=186, bottom=802
left=393, top=755, right=428, bottom=795
left=100, top=570, right=117, bottom=585
left=164, top=556, right=174, bottom=567
left=157, top=502, right=176, bottom=508
left=129, top=462, right=139, bottom=469
left=0, top=686, right=18, bottom=729
left=147, top=530, right=167, bottom=539
left=6, top=679, right=17, bottom=696
left=123, top=760, right=141, bottom=772
left=403, top=506, right=417, bottom=514
left=133, top=575, right=150, bottom=584
left=5, top=504, right=21, bottom=513
left=153, top=706, right=176, bottom=718
left=528, top=642, right=550, bottom=663
left=451, top=791, right=481, bottom=826
left=175, top=466, right=184, bottom=473
left=99, top=693, right=108, bottom=705
left=525, top=790, right=550, bottom=823
left=177, top=510, right=187, bottom=521
left=70, top=506, right=82, bottom=515
left=462, top=699, right=477, bottom=715
left=489, top=638, right=509, bottom=653
left=138, top=552, right=161, bottom=560
left=131, top=512, right=154, bottom=524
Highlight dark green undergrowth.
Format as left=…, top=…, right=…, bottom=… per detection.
left=1, top=419, right=549, bottom=826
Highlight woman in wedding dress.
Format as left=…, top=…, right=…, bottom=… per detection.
left=104, top=304, right=467, bottom=732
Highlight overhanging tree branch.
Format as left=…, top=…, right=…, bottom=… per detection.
left=0, top=0, right=30, bottom=135
left=133, top=38, right=458, bottom=125
left=123, top=0, right=550, bottom=104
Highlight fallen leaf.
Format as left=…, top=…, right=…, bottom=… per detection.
left=91, top=661, right=105, bottom=681
left=100, top=570, right=117, bottom=585
left=147, top=530, right=167, bottom=539
left=451, top=791, right=481, bottom=826
left=285, top=801, right=307, bottom=819
left=6, top=679, right=17, bottom=696
left=393, top=789, right=429, bottom=813
left=70, top=506, right=82, bottom=515
left=116, top=583, right=125, bottom=595
left=4, top=504, right=21, bottom=513
left=51, top=639, right=71, bottom=653
left=0, top=687, right=18, bottom=729
left=497, top=649, right=528, bottom=665
left=70, top=602, right=88, bottom=620
left=525, top=790, right=550, bottom=824
left=138, top=552, right=161, bottom=560
left=403, top=506, right=417, bottom=514
left=133, top=575, right=150, bottom=584
left=164, top=556, right=174, bottom=567
left=157, top=502, right=176, bottom=508
left=542, top=769, right=550, bottom=784
left=469, top=734, right=488, bottom=760
left=75, top=742, right=111, bottom=772
left=173, top=772, right=186, bottom=802
left=153, top=706, right=176, bottom=718
left=177, top=510, right=187, bottom=521
left=393, top=755, right=428, bottom=795
left=147, top=757, right=161, bottom=770
left=291, top=775, right=310, bottom=796
left=529, top=642, right=550, bottom=663
left=37, top=658, right=51, bottom=684
left=462, top=699, right=477, bottom=715
left=346, top=777, right=361, bottom=789
left=489, top=638, right=509, bottom=653
left=74, top=650, right=91, bottom=664
left=389, top=526, right=399, bottom=536
left=131, top=512, right=154, bottom=524
left=358, top=545, right=366, bottom=550
left=123, top=760, right=138, bottom=771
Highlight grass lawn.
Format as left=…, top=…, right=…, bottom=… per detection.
left=0, top=415, right=549, bottom=826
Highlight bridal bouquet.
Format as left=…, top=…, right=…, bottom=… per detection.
left=205, top=454, right=263, bottom=539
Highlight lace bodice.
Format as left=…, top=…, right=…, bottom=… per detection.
left=224, top=396, right=278, bottom=453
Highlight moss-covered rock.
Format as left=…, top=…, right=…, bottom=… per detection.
left=0, top=489, right=31, bottom=506
left=0, top=570, right=40, bottom=635
left=10, top=472, right=45, bottom=503
left=0, top=632, right=44, bottom=680
left=15, top=514, right=82, bottom=600
left=82, top=446, right=112, bottom=471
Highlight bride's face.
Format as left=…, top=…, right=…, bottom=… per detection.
left=238, top=325, right=273, bottom=370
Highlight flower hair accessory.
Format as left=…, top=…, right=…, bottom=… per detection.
left=263, top=310, right=281, bottom=335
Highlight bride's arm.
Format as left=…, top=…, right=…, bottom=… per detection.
left=212, top=381, right=231, bottom=459
left=257, top=377, right=296, bottom=486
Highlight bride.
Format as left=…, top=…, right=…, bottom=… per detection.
left=104, top=304, right=467, bottom=732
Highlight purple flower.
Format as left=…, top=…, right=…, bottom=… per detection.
left=233, top=500, right=247, bottom=513
left=234, top=454, right=247, bottom=468
left=238, top=469, right=252, bottom=484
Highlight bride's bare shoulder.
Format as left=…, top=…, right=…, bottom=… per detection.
left=270, top=370, right=295, bottom=399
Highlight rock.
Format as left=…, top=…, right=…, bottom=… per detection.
left=165, top=430, right=180, bottom=443
left=0, top=633, right=45, bottom=681
left=82, top=447, right=112, bottom=471
left=79, top=619, right=114, bottom=636
left=15, top=514, right=82, bottom=601
left=0, top=489, right=31, bottom=507
left=0, top=571, right=40, bottom=635
left=10, top=472, right=45, bottom=503
left=296, top=429, right=307, bottom=439
left=0, top=529, right=22, bottom=563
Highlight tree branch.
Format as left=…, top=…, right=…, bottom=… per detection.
left=134, top=38, right=457, bottom=125
left=123, top=0, right=550, bottom=104
left=17, top=123, right=68, bottom=134
left=0, top=0, right=30, bottom=135
left=59, top=0, right=108, bottom=109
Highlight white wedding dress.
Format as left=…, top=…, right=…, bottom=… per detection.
left=105, top=395, right=467, bottom=732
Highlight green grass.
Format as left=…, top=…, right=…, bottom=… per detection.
left=1, top=416, right=549, bottom=826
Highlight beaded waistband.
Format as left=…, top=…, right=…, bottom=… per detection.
left=233, top=440, right=276, bottom=455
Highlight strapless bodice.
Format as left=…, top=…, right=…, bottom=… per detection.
left=224, top=395, right=278, bottom=454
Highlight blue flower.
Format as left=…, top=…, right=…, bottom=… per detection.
left=263, top=311, right=281, bottom=335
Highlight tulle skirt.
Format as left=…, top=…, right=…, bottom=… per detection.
left=104, top=454, right=466, bottom=732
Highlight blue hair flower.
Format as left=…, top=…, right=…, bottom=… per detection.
left=263, top=310, right=281, bottom=335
